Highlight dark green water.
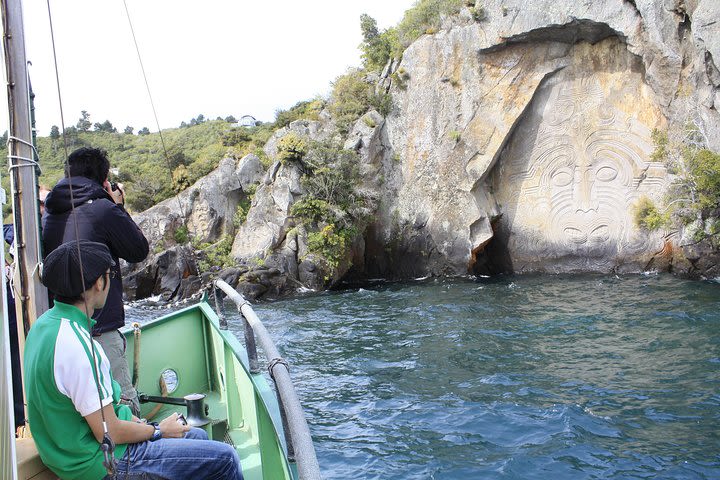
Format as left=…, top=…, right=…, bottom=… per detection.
left=247, top=274, right=719, bottom=479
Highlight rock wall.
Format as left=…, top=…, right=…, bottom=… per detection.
left=362, top=0, right=719, bottom=278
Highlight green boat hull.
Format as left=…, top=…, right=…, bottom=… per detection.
left=123, top=301, right=298, bottom=480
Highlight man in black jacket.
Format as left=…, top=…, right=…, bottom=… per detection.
left=42, top=147, right=149, bottom=415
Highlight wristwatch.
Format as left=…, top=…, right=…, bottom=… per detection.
left=149, top=424, right=162, bottom=442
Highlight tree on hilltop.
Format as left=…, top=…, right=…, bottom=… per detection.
left=76, top=110, right=91, bottom=132
left=94, top=120, right=117, bottom=133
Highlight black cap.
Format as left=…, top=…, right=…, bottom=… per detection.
left=41, top=240, right=115, bottom=297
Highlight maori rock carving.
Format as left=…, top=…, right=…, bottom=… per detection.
left=496, top=73, right=668, bottom=270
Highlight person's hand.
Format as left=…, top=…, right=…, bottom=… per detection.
left=158, top=412, right=190, bottom=438
left=103, top=180, right=125, bottom=205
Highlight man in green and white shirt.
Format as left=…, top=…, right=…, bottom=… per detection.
left=24, top=300, right=132, bottom=479
left=24, top=240, right=243, bottom=480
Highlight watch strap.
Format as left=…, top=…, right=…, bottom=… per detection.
left=149, top=424, right=162, bottom=442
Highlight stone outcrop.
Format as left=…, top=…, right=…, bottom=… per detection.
left=231, top=114, right=385, bottom=292
left=122, top=154, right=263, bottom=301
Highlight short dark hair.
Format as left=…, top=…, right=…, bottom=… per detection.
left=53, top=273, right=107, bottom=305
left=53, top=293, right=84, bottom=305
left=66, top=147, right=110, bottom=185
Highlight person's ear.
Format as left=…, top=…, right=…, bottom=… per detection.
left=94, top=274, right=106, bottom=292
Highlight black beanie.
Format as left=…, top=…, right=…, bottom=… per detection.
left=41, top=240, right=115, bottom=297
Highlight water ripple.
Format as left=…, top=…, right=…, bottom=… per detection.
left=130, top=274, right=720, bottom=479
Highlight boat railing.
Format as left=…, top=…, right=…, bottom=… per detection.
left=212, top=280, right=321, bottom=480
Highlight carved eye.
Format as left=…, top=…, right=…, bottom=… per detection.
left=596, top=166, right=618, bottom=182
left=589, top=225, right=610, bottom=243
left=564, top=227, right=587, bottom=244
left=551, top=168, right=573, bottom=187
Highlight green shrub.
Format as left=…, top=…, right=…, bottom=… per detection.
left=222, top=128, right=252, bottom=147
left=300, top=142, right=368, bottom=224
left=449, top=130, right=461, bottom=142
left=291, top=198, right=332, bottom=225
left=650, top=128, right=669, bottom=163
left=172, top=164, right=191, bottom=192
left=233, top=184, right=257, bottom=228
left=653, top=122, right=720, bottom=220
left=276, top=132, right=309, bottom=163
left=634, top=197, right=668, bottom=231
left=274, top=99, right=325, bottom=129
left=196, top=235, right=234, bottom=273
left=329, top=69, right=374, bottom=134
left=359, top=14, right=397, bottom=72
left=173, top=224, right=189, bottom=244
left=306, top=224, right=355, bottom=269
left=689, top=148, right=720, bottom=210
left=369, top=92, right=393, bottom=117
left=395, top=0, right=464, bottom=56
left=470, top=6, right=486, bottom=21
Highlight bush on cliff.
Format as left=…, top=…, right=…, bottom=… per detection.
left=193, top=235, right=234, bottom=273
left=633, top=196, right=668, bottom=231
left=360, top=0, right=464, bottom=71
left=329, top=69, right=375, bottom=134
left=359, top=14, right=397, bottom=72
left=277, top=132, right=309, bottom=163
left=306, top=224, right=356, bottom=272
left=291, top=141, right=373, bottom=275
left=274, top=99, right=325, bottom=129
left=652, top=125, right=720, bottom=229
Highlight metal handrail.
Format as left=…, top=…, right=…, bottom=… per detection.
left=213, top=280, right=321, bottom=480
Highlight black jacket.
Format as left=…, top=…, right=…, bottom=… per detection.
left=42, top=176, right=149, bottom=333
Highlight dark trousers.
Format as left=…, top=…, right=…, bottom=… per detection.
left=7, top=282, right=24, bottom=429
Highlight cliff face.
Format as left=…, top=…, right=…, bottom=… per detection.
left=361, top=0, right=719, bottom=278
left=126, top=0, right=720, bottom=301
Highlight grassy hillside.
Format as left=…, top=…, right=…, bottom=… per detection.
left=1, top=118, right=280, bottom=215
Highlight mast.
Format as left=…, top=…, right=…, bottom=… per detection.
left=2, top=0, right=49, bottom=337
left=1, top=2, right=48, bottom=474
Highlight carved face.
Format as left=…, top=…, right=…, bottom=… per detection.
left=502, top=77, right=665, bottom=258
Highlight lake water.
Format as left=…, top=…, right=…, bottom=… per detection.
left=130, top=273, right=720, bottom=479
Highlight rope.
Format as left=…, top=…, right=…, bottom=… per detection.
left=6, top=135, right=42, bottom=171
left=131, top=323, right=141, bottom=388
left=121, top=0, right=191, bottom=233
left=46, top=0, right=116, bottom=475
left=268, top=357, right=289, bottom=380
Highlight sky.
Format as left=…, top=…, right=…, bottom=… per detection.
left=3, top=0, right=414, bottom=136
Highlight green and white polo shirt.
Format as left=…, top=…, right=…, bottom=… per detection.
left=24, top=301, right=132, bottom=480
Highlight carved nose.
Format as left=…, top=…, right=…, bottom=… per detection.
left=573, top=172, right=599, bottom=213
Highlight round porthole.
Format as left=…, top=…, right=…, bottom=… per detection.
left=161, top=369, right=179, bottom=394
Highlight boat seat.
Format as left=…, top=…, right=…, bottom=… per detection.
left=16, top=438, right=59, bottom=480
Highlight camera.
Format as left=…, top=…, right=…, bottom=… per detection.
left=110, top=182, right=119, bottom=192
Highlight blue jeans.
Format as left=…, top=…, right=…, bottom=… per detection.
left=109, top=427, right=243, bottom=479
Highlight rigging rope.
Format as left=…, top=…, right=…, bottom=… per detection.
left=121, top=0, right=193, bottom=235
left=45, top=0, right=116, bottom=475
